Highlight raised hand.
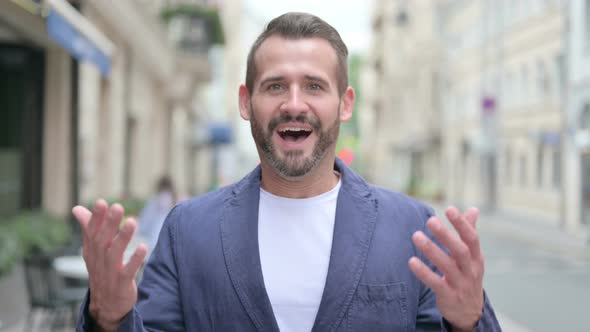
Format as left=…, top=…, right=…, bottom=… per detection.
left=409, top=207, right=484, bottom=332
left=72, top=199, right=148, bottom=332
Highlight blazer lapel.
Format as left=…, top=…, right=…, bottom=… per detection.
left=312, top=159, right=378, bottom=332
left=220, top=167, right=280, bottom=332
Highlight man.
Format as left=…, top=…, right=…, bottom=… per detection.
left=73, top=12, right=501, bottom=331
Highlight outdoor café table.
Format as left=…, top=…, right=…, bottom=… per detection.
left=53, top=236, right=148, bottom=280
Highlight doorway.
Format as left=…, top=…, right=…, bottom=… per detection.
left=0, top=44, right=45, bottom=217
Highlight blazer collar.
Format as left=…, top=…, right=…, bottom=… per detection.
left=220, top=166, right=279, bottom=331
left=312, top=158, right=378, bottom=331
left=220, top=158, right=378, bottom=332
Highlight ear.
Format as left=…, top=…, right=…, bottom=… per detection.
left=239, top=85, right=252, bottom=121
left=339, top=87, right=355, bottom=123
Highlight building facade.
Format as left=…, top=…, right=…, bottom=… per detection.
left=0, top=0, right=213, bottom=218
left=360, top=0, right=444, bottom=199
left=439, top=0, right=566, bottom=221
left=363, top=0, right=578, bottom=232
left=564, top=0, right=590, bottom=233
left=0, top=0, right=103, bottom=217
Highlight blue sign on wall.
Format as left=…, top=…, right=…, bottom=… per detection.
left=209, top=123, right=233, bottom=145
left=46, top=9, right=111, bottom=76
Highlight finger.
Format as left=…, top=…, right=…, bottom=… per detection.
left=73, top=206, right=93, bottom=261
left=412, top=230, right=461, bottom=284
left=408, top=256, right=447, bottom=295
left=96, top=203, right=125, bottom=248
left=122, top=243, right=148, bottom=280
left=87, top=199, right=108, bottom=238
left=426, top=217, right=472, bottom=273
left=108, top=218, right=138, bottom=267
left=72, top=205, right=92, bottom=233
left=463, top=207, right=483, bottom=261
left=464, top=207, right=479, bottom=229
left=446, top=207, right=482, bottom=262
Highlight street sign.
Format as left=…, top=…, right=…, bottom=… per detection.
left=209, top=123, right=232, bottom=145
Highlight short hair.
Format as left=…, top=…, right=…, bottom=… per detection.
left=156, top=176, right=174, bottom=193
left=245, top=12, right=349, bottom=96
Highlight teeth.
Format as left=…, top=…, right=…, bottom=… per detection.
left=279, top=127, right=311, bottom=132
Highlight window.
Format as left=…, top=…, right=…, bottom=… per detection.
left=505, top=148, right=512, bottom=185
left=374, top=59, right=382, bottom=72
left=581, top=103, right=590, bottom=130
left=520, top=154, right=527, bottom=187
left=552, top=149, right=561, bottom=189
left=537, top=60, right=550, bottom=98
left=521, top=64, right=529, bottom=105
left=505, top=71, right=514, bottom=106
left=554, top=54, right=565, bottom=103
left=537, top=145, right=544, bottom=188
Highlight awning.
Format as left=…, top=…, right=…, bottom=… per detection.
left=45, top=0, right=114, bottom=76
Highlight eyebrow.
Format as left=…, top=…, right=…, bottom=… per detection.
left=258, top=75, right=331, bottom=88
left=258, top=76, right=284, bottom=87
left=304, top=75, right=330, bottom=87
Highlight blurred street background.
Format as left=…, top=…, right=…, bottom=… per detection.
left=0, top=0, right=589, bottom=331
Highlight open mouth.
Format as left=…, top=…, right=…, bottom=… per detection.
left=277, top=127, right=313, bottom=143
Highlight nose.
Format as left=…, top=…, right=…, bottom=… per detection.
left=280, top=85, right=308, bottom=116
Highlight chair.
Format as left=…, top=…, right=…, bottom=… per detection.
left=22, top=253, right=87, bottom=331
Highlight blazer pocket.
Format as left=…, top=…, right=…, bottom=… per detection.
left=347, top=282, right=408, bottom=332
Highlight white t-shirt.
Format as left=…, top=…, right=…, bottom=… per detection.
left=258, top=179, right=341, bottom=332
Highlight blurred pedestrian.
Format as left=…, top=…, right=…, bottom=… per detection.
left=72, top=12, right=501, bottom=331
left=136, top=176, right=176, bottom=254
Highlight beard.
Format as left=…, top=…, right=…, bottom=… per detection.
left=250, top=103, right=340, bottom=178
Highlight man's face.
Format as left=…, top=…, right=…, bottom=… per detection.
left=240, top=36, right=352, bottom=178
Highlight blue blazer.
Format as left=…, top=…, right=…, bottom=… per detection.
left=78, top=159, right=501, bottom=331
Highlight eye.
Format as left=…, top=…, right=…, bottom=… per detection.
left=308, top=83, right=322, bottom=90
left=268, top=83, right=283, bottom=91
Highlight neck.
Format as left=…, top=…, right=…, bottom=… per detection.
left=259, top=156, right=340, bottom=199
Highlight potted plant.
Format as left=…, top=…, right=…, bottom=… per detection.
left=0, top=224, right=20, bottom=278
left=9, top=210, right=72, bottom=260
left=160, top=3, right=225, bottom=54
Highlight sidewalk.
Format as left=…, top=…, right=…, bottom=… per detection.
left=426, top=201, right=590, bottom=262
left=1, top=312, right=75, bottom=332
left=495, top=312, right=534, bottom=332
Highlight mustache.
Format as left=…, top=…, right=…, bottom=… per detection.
left=268, top=114, right=321, bottom=133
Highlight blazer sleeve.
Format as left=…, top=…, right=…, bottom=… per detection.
left=414, top=207, right=502, bottom=332
left=76, top=205, right=185, bottom=332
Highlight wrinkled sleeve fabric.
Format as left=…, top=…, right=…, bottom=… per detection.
left=414, top=207, right=502, bottom=332
left=76, top=205, right=185, bottom=332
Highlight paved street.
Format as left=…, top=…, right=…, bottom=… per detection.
left=426, top=201, right=590, bottom=332
left=481, top=230, right=590, bottom=332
